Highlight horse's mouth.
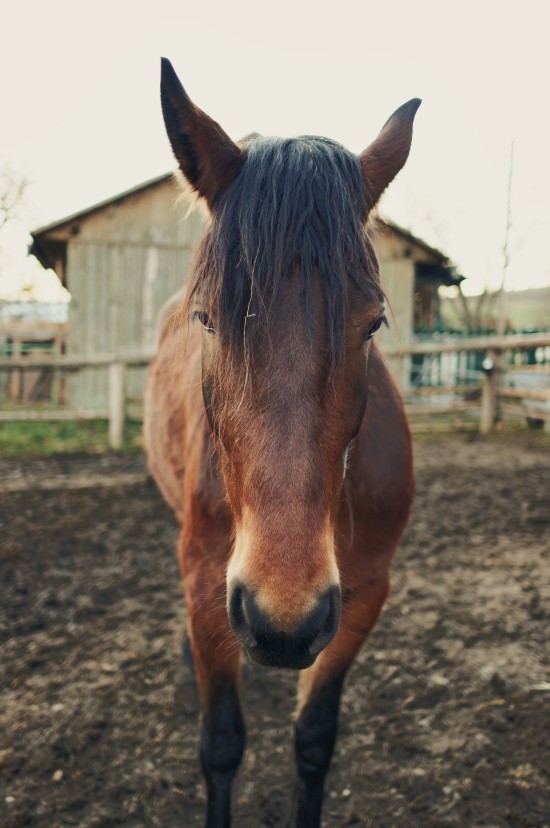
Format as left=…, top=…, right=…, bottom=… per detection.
left=244, top=644, right=317, bottom=671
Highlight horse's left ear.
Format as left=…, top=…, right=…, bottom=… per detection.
left=360, top=99, right=421, bottom=212
left=160, top=58, right=243, bottom=209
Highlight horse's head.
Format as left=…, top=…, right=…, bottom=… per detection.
left=161, top=58, right=420, bottom=669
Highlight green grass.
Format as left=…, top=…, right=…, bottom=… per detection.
left=1, top=415, right=548, bottom=457
left=0, top=419, right=144, bottom=456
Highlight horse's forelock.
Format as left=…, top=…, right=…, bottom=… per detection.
left=186, top=135, right=382, bottom=365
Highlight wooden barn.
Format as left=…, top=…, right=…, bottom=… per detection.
left=30, top=173, right=459, bottom=406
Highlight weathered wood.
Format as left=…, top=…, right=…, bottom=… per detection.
left=0, top=353, right=118, bottom=369
left=384, top=332, right=550, bottom=357
left=502, top=364, right=550, bottom=374
left=500, top=388, right=550, bottom=401
left=480, top=353, right=498, bottom=434
left=0, top=320, right=69, bottom=338
left=1, top=336, right=548, bottom=438
left=119, top=350, right=155, bottom=366
left=500, top=403, right=550, bottom=422
left=409, top=421, right=479, bottom=434
left=8, top=339, right=22, bottom=402
left=64, top=216, right=197, bottom=412
left=406, top=384, right=480, bottom=396
left=0, top=351, right=154, bottom=370
left=0, top=409, right=108, bottom=421
left=405, top=402, right=479, bottom=416
left=108, top=362, right=126, bottom=450
left=376, top=258, right=415, bottom=389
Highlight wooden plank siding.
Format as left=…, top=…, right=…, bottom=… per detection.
left=375, top=258, right=415, bottom=389
left=66, top=241, right=197, bottom=410
left=61, top=180, right=205, bottom=411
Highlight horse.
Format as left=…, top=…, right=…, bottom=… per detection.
left=144, top=57, right=417, bottom=828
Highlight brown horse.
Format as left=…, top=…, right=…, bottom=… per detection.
left=144, top=58, right=417, bottom=828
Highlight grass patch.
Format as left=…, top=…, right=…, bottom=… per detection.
left=0, top=419, right=144, bottom=456
left=1, top=415, right=548, bottom=457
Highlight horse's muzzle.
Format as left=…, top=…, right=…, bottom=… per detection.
left=228, top=584, right=341, bottom=669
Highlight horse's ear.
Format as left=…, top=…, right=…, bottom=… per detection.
left=360, top=99, right=421, bottom=212
left=160, top=58, right=243, bottom=208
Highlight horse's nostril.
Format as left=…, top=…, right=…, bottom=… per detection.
left=307, top=587, right=341, bottom=655
left=228, top=585, right=257, bottom=647
left=228, top=584, right=341, bottom=666
left=229, top=585, right=243, bottom=624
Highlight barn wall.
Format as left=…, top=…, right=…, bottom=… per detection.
left=65, top=182, right=205, bottom=410
left=374, top=226, right=431, bottom=389
left=376, top=259, right=415, bottom=389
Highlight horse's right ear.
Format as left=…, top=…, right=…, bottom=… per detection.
left=160, top=58, right=243, bottom=209
left=360, top=98, right=421, bottom=212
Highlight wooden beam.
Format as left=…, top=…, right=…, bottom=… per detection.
left=0, top=410, right=109, bottom=421
left=384, top=332, right=550, bottom=357
left=406, top=384, right=480, bottom=396
left=502, top=364, right=550, bottom=374
left=500, top=403, right=550, bottom=422
left=405, top=402, right=479, bottom=416
left=409, top=422, right=479, bottom=434
left=500, top=388, right=550, bottom=401
left=0, top=353, right=118, bottom=369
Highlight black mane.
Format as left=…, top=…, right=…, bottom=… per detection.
left=188, top=135, right=382, bottom=363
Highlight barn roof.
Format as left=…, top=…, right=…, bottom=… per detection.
left=29, top=173, right=174, bottom=271
left=31, top=173, right=173, bottom=240
left=376, top=217, right=448, bottom=263
left=29, top=172, right=459, bottom=283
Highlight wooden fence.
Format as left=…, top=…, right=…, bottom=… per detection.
left=0, top=352, right=152, bottom=450
left=385, top=332, right=550, bottom=434
left=0, top=332, right=549, bottom=448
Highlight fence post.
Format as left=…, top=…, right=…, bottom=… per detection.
left=108, top=360, right=126, bottom=450
left=9, top=339, right=22, bottom=401
left=480, top=349, right=498, bottom=434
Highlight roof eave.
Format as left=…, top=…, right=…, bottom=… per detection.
left=30, top=171, right=175, bottom=241
left=376, top=215, right=450, bottom=263
left=28, top=236, right=56, bottom=272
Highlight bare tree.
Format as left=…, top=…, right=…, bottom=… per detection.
left=0, top=164, right=29, bottom=233
left=440, top=282, right=504, bottom=333
left=457, top=284, right=500, bottom=333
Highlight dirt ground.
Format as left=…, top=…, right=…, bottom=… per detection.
left=1, top=433, right=549, bottom=827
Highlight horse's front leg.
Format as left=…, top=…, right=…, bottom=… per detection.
left=288, top=576, right=390, bottom=828
left=180, top=535, right=245, bottom=828
left=200, top=679, right=244, bottom=828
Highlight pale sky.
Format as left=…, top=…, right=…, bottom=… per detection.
left=1, top=0, right=550, bottom=300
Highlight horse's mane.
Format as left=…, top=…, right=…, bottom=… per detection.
left=186, top=135, right=383, bottom=366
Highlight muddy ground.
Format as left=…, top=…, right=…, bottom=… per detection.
left=1, top=433, right=549, bottom=827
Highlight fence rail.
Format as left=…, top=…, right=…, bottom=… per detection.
left=0, top=353, right=153, bottom=449
left=386, top=332, right=550, bottom=434
left=1, top=332, right=550, bottom=446
left=0, top=352, right=153, bottom=370
left=383, top=331, right=550, bottom=357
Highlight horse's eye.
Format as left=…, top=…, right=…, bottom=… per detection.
left=193, top=310, right=215, bottom=333
left=365, top=314, right=387, bottom=342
